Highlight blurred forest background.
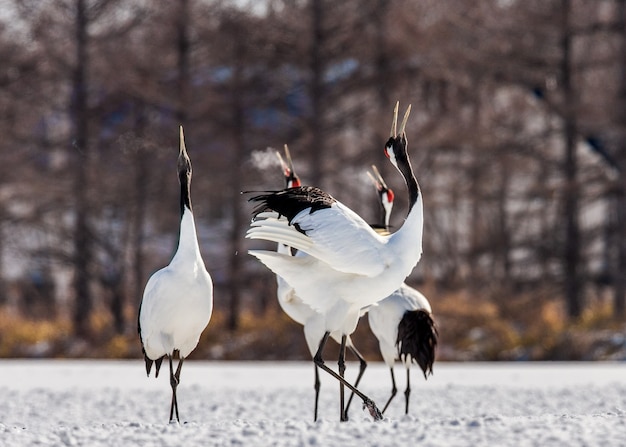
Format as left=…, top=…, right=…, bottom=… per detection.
left=0, top=0, right=625, bottom=362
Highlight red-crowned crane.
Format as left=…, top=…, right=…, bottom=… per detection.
left=138, top=127, right=214, bottom=423
left=246, top=102, right=423, bottom=421
left=365, top=165, right=438, bottom=415
left=274, top=144, right=368, bottom=421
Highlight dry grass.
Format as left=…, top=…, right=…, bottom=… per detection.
left=0, top=287, right=624, bottom=361
left=0, top=308, right=72, bottom=357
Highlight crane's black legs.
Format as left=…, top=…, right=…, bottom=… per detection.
left=338, top=335, right=347, bottom=421
left=313, top=331, right=382, bottom=421
left=381, top=367, right=398, bottom=414
left=168, top=356, right=178, bottom=422
left=404, top=367, right=411, bottom=414
left=313, top=364, right=320, bottom=421
left=343, top=342, right=368, bottom=419
left=168, top=353, right=184, bottom=423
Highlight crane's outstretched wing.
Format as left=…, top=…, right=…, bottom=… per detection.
left=247, top=187, right=390, bottom=277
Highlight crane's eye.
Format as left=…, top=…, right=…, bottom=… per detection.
left=384, top=146, right=391, bottom=159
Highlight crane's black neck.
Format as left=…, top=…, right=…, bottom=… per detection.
left=404, top=165, right=420, bottom=212
left=179, top=170, right=192, bottom=215
left=387, top=136, right=420, bottom=213
left=375, top=193, right=388, bottom=230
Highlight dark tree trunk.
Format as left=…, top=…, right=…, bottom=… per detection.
left=309, top=0, right=325, bottom=188
left=614, top=0, right=626, bottom=317
left=71, top=0, right=93, bottom=338
left=176, top=0, right=190, bottom=125
left=373, top=0, right=391, bottom=172
left=561, top=0, right=582, bottom=319
left=228, top=20, right=245, bottom=332
left=496, top=155, right=512, bottom=282
left=131, top=105, right=148, bottom=309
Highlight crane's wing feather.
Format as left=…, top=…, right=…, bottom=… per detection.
left=249, top=249, right=356, bottom=313
left=247, top=190, right=390, bottom=277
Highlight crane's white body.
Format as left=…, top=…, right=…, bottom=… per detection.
left=138, top=127, right=214, bottom=423
left=247, top=102, right=421, bottom=421
left=276, top=243, right=363, bottom=356
left=139, top=208, right=214, bottom=360
left=367, top=283, right=431, bottom=367
left=249, top=196, right=423, bottom=337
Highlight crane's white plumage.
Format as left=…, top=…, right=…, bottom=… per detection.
left=248, top=186, right=423, bottom=333
left=139, top=209, right=213, bottom=360
left=138, top=126, right=213, bottom=423
left=246, top=103, right=422, bottom=421
left=273, top=146, right=368, bottom=421
left=367, top=284, right=437, bottom=414
left=364, top=164, right=437, bottom=414
left=248, top=126, right=423, bottom=333
left=368, top=284, right=432, bottom=366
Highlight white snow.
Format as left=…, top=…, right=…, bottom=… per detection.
left=1, top=360, right=625, bottom=446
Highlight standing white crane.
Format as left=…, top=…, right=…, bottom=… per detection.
left=365, top=165, right=438, bottom=415
left=274, top=145, right=368, bottom=421
left=246, top=102, right=423, bottom=421
left=138, top=126, right=214, bottom=423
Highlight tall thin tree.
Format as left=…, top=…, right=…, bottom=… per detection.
left=71, top=0, right=93, bottom=337
left=614, top=0, right=626, bottom=317
left=560, top=0, right=582, bottom=318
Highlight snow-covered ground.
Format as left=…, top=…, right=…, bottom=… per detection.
left=1, top=360, right=625, bottom=446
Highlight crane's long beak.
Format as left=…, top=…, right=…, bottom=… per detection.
left=276, top=144, right=295, bottom=174
left=283, top=144, right=295, bottom=172
left=275, top=149, right=286, bottom=169
left=399, top=105, right=411, bottom=136
left=390, top=101, right=399, bottom=138
left=178, top=125, right=192, bottom=174
left=390, top=102, right=411, bottom=137
left=179, top=125, right=187, bottom=157
left=367, top=165, right=388, bottom=191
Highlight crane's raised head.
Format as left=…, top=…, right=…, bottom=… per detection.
left=276, top=144, right=301, bottom=188
left=384, top=102, right=411, bottom=171
left=178, top=126, right=192, bottom=183
left=367, top=165, right=395, bottom=210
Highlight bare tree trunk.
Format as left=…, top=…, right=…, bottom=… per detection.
left=309, top=0, right=325, bottom=188
left=561, top=0, right=582, bottom=319
left=228, top=20, right=245, bottom=332
left=176, top=0, right=190, bottom=125
left=614, top=0, right=626, bottom=317
left=0, top=207, right=5, bottom=305
left=468, top=155, right=482, bottom=289
left=373, top=0, right=390, bottom=172
left=496, top=154, right=512, bottom=282
left=72, top=0, right=93, bottom=338
left=131, top=105, right=148, bottom=310
left=101, top=266, right=124, bottom=334
left=468, top=87, right=484, bottom=290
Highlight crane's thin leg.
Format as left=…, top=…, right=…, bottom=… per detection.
left=168, top=355, right=179, bottom=423
left=313, top=364, right=320, bottom=421
left=381, top=367, right=397, bottom=414
left=338, top=335, right=347, bottom=422
left=343, top=343, right=368, bottom=419
left=168, top=352, right=184, bottom=423
left=174, top=356, right=184, bottom=421
left=313, top=332, right=382, bottom=421
left=404, top=367, right=411, bottom=415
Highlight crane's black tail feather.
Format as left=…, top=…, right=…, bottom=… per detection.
left=397, top=309, right=438, bottom=378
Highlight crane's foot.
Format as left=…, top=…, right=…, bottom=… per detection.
left=363, top=399, right=383, bottom=421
